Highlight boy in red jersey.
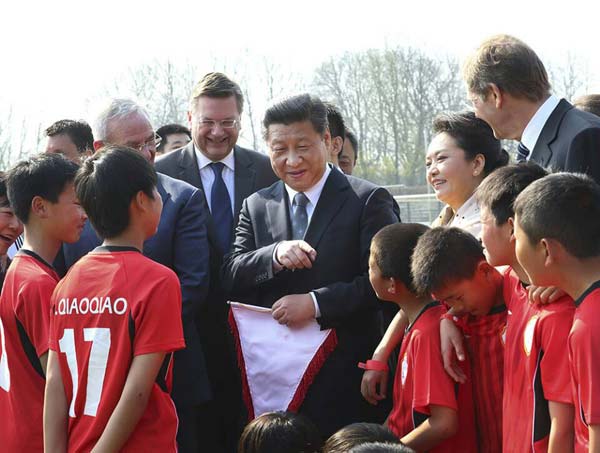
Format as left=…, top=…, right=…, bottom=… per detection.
left=410, top=227, right=506, bottom=453
left=0, top=153, right=86, bottom=452
left=513, top=173, right=600, bottom=453
left=365, top=223, right=477, bottom=452
left=44, top=146, right=185, bottom=452
left=477, top=163, right=574, bottom=453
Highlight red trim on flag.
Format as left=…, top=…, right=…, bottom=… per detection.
left=228, top=308, right=255, bottom=420
left=287, top=329, right=338, bottom=412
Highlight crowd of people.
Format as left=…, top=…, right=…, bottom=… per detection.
left=0, top=33, right=600, bottom=453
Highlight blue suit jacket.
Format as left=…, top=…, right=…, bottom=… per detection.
left=61, top=172, right=211, bottom=407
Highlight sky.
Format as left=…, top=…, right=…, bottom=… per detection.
left=1, top=0, right=599, bottom=139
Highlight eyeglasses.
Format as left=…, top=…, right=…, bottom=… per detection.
left=198, top=119, right=239, bottom=130
left=130, top=133, right=162, bottom=152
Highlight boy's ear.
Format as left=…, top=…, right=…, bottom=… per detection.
left=477, top=259, right=493, bottom=275
left=30, top=195, right=49, bottom=219
left=387, top=277, right=397, bottom=295
left=541, top=238, right=564, bottom=267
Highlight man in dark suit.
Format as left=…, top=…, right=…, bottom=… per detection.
left=61, top=99, right=211, bottom=453
left=464, top=34, right=600, bottom=183
left=155, top=72, right=277, bottom=452
left=222, top=94, right=399, bottom=437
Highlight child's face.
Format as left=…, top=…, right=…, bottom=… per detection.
left=368, top=246, right=392, bottom=301
left=480, top=206, right=514, bottom=267
left=46, top=183, right=88, bottom=244
left=144, top=187, right=163, bottom=239
left=513, top=215, right=550, bottom=286
left=0, top=200, right=23, bottom=256
left=432, top=263, right=499, bottom=316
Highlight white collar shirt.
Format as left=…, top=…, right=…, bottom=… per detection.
left=284, top=165, right=332, bottom=225
left=520, top=95, right=561, bottom=159
left=449, top=193, right=481, bottom=239
left=195, top=144, right=235, bottom=214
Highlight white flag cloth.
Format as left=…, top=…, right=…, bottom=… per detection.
left=229, top=301, right=337, bottom=419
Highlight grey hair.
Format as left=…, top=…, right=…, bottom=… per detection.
left=92, top=98, right=153, bottom=142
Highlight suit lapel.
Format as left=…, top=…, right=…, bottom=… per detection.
left=265, top=182, right=292, bottom=243
left=304, top=169, right=350, bottom=248
left=234, top=146, right=256, bottom=222
left=177, top=143, right=204, bottom=192
left=531, top=99, right=571, bottom=167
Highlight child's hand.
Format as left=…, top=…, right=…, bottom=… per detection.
left=440, top=318, right=467, bottom=383
left=527, top=285, right=566, bottom=306
left=360, top=369, right=388, bottom=405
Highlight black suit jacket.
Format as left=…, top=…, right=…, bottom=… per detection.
left=155, top=143, right=278, bottom=413
left=530, top=99, right=600, bottom=183
left=61, top=173, right=211, bottom=407
left=221, top=168, right=400, bottom=435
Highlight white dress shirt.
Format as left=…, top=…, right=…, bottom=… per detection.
left=449, top=193, right=481, bottom=239
left=284, top=165, right=332, bottom=225
left=273, top=165, right=332, bottom=318
left=520, top=95, right=561, bottom=159
left=195, top=145, right=235, bottom=214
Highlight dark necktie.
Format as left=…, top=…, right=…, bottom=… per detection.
left=210, top=162, right=233, bottom=254
left=517, top=142, right=530, bottom=162
left=291, top=192, right=309, bottom=240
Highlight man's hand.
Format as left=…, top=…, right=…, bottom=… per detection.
left=361, top=369, right=388, bottom=405
left=275, top=241, right=317, bottom=270
left=528, top=285, right=566, bottom=306
left=272, top=294, right=315, bottom=326
left=440, top=318, right=467, bottom=383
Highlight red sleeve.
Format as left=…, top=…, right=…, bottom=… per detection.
left=48, top=283, right=62, bottom=352
left=539, top=304, right=575, bottom=404
left=501, top=268, right=519, bottom=311
left=132, top=272, right=185, bottom=356
left=411, top=329, right=458, bottom=413
left=14, top=277, right=56, bottom=357
left=572, top=308, right=600, bottom=425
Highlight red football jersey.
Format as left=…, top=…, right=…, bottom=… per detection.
left=457, top=302, right=506, bottom=453
left=0, top=250, right=59, bottom=452
left=48, top=247, right=185, bottom=453
left=388, top=302, right=477, bottom=453
left=502, top=267, right=574, bottom=453
left=568, top=281, right=600, bottom=452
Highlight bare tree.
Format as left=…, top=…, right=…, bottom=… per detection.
left=548, top=52, right=591, bottom=101
left=314, top=47, right=464, bottom=185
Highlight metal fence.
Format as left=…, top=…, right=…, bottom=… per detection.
left=387, top=191, right=443, bottom=225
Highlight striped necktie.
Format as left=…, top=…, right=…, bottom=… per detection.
left=516, top=142, right=530, bottom=162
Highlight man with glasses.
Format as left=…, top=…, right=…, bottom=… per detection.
left=155, top=73, right=277, bottom=452
left=60, top=98, right=212, bottom=453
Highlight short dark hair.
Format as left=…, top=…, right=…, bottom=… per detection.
left=411, top=227, right=485, bottom=296
left=514, top=173, right=600, bottom=258
left=323, top=423, right=399, bottom=453
left=6, top=153, right=79, bottom=224
left=573, top=94, right=600, bottom=117
left=325, top=102, right=346, bottom=140
left=349, top=442, right=415, bottom=453
left=45, top=119, right=94, bottom=153
left=156, top=123, right=191, bottom=151
left=190, top=72, right=244, bottom=114
left=432, top=111, right=509, bottom=176
left=476, top=163, right=548, bottom=225
left=238, top=411, right=321, bottom=453
left=371, top=223, right=430, bottom=294
left=75, top=146, right=158, bottom=239
left=263, top=94, right=328, bottom=140
left=345, top=128, right=359, bottom=161
left=0, top=172, right=9, bottom=208
left=463, top=34, right=551, bottom=103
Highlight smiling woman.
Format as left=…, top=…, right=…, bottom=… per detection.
left=426, top=111, right=509, bottom=238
